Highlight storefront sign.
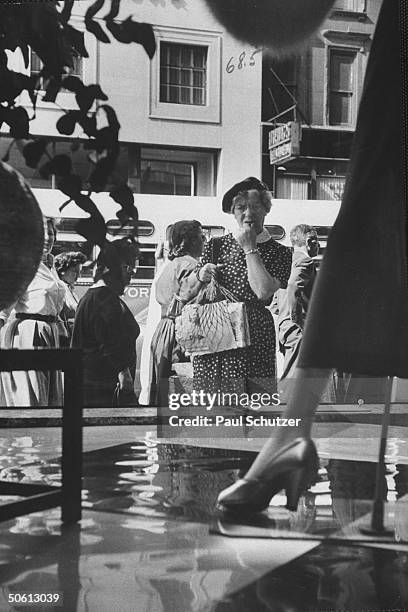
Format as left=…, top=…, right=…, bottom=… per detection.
left=268, top=121, right=301, bottom=165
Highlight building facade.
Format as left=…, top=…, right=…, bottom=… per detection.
left=2, top=0, right=262, bottom=201
left=261, top=0, right=382, bottom=201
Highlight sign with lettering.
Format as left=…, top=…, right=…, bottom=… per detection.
left=268, top=121, right=301, bottom=165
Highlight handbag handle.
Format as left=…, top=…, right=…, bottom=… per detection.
left=165, top=293, right=184, bottom=318
left=195, top=236, right=236, bottom=303
left=196, top=276, right=238, bottom=304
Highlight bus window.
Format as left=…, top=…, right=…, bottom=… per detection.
left=265, top=225, right=286, bottom=241
left=56, top=218, right=85, bottom=233
left=166, top=224, right=225, bottom=242
left=91, top=243, right=156, bottom=282
left=53, top=239, right=88, bottom=257
left=203, top=225, right=225, bottom=240
left=55, top=217, right=157, bottom=283
left=106, top=219, right=154, bottom=237
left=312, top=226, right=332, bottom=266
left=314, top=226, right=332, bottom=240
left=134, top=246, right=156, bottom=280
left=53, top=240, right=94, bottom=279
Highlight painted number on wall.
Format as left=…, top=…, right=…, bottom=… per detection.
left=225, top=49, right=262, bottom=74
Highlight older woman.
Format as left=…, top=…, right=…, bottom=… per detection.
left=193, top=177, right=292, bottom=400
left=71, top=238, right=140, bottom=407
left=149, top=220, right=205, bottom=406
left=0, top=217, right=66, bottom=406
left=54, top=251, right=87, bottom=342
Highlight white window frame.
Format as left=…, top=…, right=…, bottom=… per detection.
left=150, top=26, right=221, bottom=123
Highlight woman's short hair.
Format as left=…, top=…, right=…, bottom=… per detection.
left=54, top=251, right=87, bottom=275
left=94, top=237, right=139, bottom=282
left=168, top=220, right=202, bottom=260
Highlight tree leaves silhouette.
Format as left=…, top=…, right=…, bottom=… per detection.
left=0, top=0, right=155, bottom=250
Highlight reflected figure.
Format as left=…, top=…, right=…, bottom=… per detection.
left=213, top=545, right=408, bottom=612
left=327, top=459, right=384, bottom=536
left=158, top=444, right=245, bottom=522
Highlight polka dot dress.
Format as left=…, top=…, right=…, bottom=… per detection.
left=193, top=233, right=292, bottom=398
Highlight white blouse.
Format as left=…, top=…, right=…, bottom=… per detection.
left=0, top=262, right=67, bottom=321
left=63, top=282, right=79, bottom=313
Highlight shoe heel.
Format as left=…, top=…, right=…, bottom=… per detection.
left=285, top=467, right=310, bottom=511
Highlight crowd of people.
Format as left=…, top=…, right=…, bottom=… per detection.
left=0, top=176, right=319, bottom=410
left=0, top=1, right=398, bottom=526
left=143, top=177, right=321, bottom=409
left=0, top=220, right=140, bottom=407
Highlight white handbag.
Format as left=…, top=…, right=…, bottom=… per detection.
left=175, top=278, right=250, bottom=357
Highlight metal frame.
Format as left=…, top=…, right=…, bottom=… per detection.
left=0, top=349, right=83, bottom=524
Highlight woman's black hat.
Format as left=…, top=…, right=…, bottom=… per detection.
left=222, top=177, right=270, bottom=213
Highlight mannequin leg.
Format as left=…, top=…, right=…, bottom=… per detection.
left=245, top=367, right=332, bottom=480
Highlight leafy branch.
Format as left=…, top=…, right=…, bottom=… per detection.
left=0, top=0, right=156, bottom=251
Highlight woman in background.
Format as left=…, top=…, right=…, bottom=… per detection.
left=0, top=217, right=66, bottom=406
left=71, top=238, right=140, bottom=407
left=149, top=220, right=206, bottom=407
left=138, top=238, right=169, bottom=406
left=54, top=251, right=87, bottom=343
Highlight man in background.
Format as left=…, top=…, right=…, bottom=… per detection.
left=276, top=224, right=319, bottom=379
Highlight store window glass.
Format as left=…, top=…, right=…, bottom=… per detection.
left=262, top=55, right=298, bottom=122
left=276, top=176, right=309, bottom=199
left=316, top=176, right=346, bottom=200
left=334, top=0, right=366, bottom=12
left=141, top=160, right=194, bottom=195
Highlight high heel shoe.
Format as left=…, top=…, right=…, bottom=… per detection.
left=216, top=438, right=318, bottom=514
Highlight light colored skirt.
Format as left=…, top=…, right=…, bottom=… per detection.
left=139, top=261, right=169, bottom=406
left=0, top=318, right=63, bottom=407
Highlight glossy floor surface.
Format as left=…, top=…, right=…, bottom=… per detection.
left=0, top=424, right=407, bottom=611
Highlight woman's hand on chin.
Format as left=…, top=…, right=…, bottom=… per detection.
left=235, top=226, right=257, bottom=252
